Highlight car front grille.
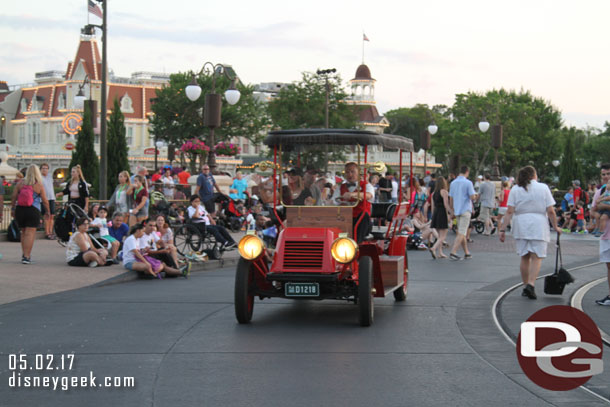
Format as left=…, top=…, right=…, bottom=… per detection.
left=283, top=241, right=324, bottom=269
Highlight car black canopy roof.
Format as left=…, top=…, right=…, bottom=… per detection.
left=264, top=129, right=414, bottom=152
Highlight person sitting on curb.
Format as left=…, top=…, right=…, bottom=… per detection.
left=108, top=212, right=129, bottom=247
left=140, top=217, right=187, bottom=273
left=66, top=217, right=109, bottom=267
left=122, top=223, right=189, bottom=279
left=90, top=206, right=120, bottom=263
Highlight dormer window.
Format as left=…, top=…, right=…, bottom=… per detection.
left=58, top=91, right=66, bottom=110
left=120, top=93, right=134, bottom=113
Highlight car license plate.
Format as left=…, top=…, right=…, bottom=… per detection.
left=285, top=282, right=320, bottom=297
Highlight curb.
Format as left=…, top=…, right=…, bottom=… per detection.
left=93, top=256, right=240, bottom=288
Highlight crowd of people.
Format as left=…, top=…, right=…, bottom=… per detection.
left=4, top=159, right=610, bottom=306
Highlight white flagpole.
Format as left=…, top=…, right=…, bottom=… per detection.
left=87, top=0, right=90, bottom=25
left=362, top=32, right=365, bottom=63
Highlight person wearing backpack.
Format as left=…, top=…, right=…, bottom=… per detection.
left=10, top=164, right=50, bottom=264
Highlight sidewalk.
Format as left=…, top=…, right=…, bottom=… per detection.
left=0, top=232, right=242, bottom=306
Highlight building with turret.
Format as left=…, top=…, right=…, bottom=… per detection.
left=345, top=64, right=389, bottom=134
left=0, top=32, right=172, bottom=176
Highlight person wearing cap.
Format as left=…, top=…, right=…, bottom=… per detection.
left=286, top=167, right=314, bottom=205
left=331, top=162, right=374, bottom=242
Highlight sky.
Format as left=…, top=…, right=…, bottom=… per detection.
left=1, top=0, right=609, bottom=130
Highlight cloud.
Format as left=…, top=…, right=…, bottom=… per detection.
left=0, top=13, right=81, bottom=31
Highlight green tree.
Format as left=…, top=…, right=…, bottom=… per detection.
left=431, top=89, right=562, bottom=177
left=69, top=106, right=99, bottom=196
left=267, top=71, right=360, bottom=167
left=559, top=128, right=583, bottom=189
left=150, top=71, right=269, bottom=151
left=580, top=122, right=610, bottom=185
left=106, top=98, right=130, bottom=193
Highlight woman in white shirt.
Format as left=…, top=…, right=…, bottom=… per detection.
left=161, top=169, right=175, bottom=199
left=187, top=195, right=237, bottom=249
left=499, top=166, right=562, bottom=299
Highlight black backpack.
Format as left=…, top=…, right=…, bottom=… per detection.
left=7, top=219, right=21, bottom=242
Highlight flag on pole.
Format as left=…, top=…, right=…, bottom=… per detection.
left=363, top=33, right=370, bottom=42
left=88, top=0, right=103, bottom=18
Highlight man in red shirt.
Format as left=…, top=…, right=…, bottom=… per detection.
left=178, top=166, right=191, bottom=185
left=332, top=162, right=374, bottom=242
left=151, top=168, right=163, bottom=184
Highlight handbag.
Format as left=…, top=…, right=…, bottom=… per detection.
left=544, top=234, right=574, bottom=295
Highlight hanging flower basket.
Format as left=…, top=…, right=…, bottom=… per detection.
left=181, top=139, right=210, bottom=172
left=215, top=141, right=240, bottom=156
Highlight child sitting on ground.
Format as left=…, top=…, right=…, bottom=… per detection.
left=90, top=206, right=120, bottom=262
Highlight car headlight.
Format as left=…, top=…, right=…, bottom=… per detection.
left=331, top=237, right=358, bottom=263
left=238, top=235, right=264, bottom=260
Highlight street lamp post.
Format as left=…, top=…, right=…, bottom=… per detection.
left=1, top=115, right=6, bottom=142
left=185, top=62, right=240, bottom=174
left=81, top=0, right=107, bottom=199
left=73, top=74, right=97, bottom=129
left=316, top=68, right=336, bottom=128
left=154, top=139, right=164, bottom=172
left=423, top=123, right=437, bottom=175
left=316, top=68, right=336, bottom=171
left=479, top=119, right=502, bottom=180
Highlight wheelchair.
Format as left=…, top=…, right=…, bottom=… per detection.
left=173, top=220, right=223, bottom=261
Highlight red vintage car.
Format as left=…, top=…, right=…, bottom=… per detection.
left=234, top=129, right=415, bottom=326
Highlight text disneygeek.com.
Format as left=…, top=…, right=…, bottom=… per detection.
left=7, top=353, right=135, bottom=391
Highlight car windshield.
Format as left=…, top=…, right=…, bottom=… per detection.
left=279, top=144, right=367, bottom=208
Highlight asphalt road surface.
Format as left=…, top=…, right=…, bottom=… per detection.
left=0, top=233, right=609, bottom=407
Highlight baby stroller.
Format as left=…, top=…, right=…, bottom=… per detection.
left=149, top=190, right=170, bottom=218
left=216, top=194, right=250, bottom=232
left=54, top=202, right=109, bottom=250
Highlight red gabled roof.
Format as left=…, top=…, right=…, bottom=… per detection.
left=357, top=105, right=383, bottom=123
left=51, top=84, right=67, bottom=117
left=15, top=88, right=36, bottom=119
left=0, top=93, right=8, bottom=103
left=66, top=38, right=102, bottom=81
left=106, top=85, right=159, bottom=119
left=35, top=86, right=53, bottom=115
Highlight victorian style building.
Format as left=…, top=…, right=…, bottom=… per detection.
left=0, top=32, right=170, bottom=175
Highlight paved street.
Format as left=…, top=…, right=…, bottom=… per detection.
left=0, top=232, right=608, bottom=406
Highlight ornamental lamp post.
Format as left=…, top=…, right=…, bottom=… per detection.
left=478, top=120, right=503, bottom=180
left=185, top=62, right=240, bottom=173
left=316, top=68, right=336, bottom=172
left=80, top=0, right=108, bottom=199
left=73, top=74, right=96, bottom=129
left=422, top=123, right=437, bottom=176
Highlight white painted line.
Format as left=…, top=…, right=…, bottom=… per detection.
left=491, top=262, right=610, bottom=404
left=570, top=277, right=610, bottom=346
